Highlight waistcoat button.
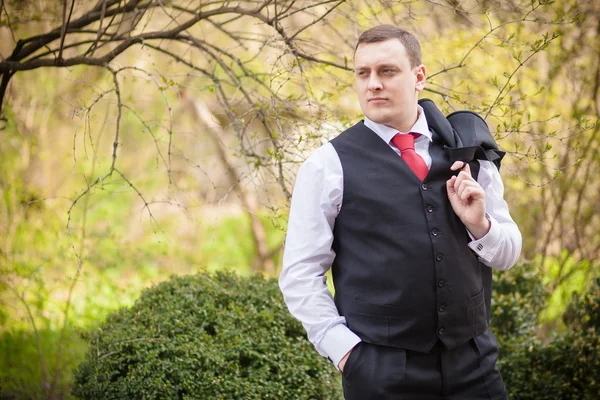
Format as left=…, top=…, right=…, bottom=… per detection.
left=438, top=280, right=446, bottom=288
left=432, top=229, right=440, bottom=237
left=438, top=305, right=446, bottom=312
left=421, top=183, right=428, bottom=191
left=426, top=205, right=434, bottom=213
left=436, top=254, right=444, bottom=261
left=438, top=327, right=445, bottom=335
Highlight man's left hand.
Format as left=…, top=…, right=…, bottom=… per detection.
left=446, top=161, right=490, bottom=240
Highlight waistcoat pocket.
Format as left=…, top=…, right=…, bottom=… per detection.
left=468, top=288, right=488, bottom=336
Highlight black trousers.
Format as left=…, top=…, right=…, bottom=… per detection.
left=341, top=329, right=508, bottom=400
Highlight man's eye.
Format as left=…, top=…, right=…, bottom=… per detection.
left=382, top=69, right=394, bottom=74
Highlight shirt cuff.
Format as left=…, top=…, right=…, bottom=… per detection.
left=467, top=214, right=501, bottom=264
left=319, top=324, right=361, bottom=371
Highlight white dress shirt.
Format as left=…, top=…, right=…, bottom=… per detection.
left=279, top=106, right=522, bottom=370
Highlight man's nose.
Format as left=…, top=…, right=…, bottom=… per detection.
left=368, top=73, right=382, bottom=91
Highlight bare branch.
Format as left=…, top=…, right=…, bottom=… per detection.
left=108, top=67, right=122, bottom=171
left=288, top=0, right=344, bottom=41
left=15, top=0, right=134, bottom=59
left=58, top=0, right=77, bottom=61
left=86, top=0, right=110, bottom=56
left=277, top=0, right=342, bottom=20
left=0, top=0, right=17, bottom=45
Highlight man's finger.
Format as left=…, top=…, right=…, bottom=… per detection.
left=450, top=161, right=472, bottom=181
left=450, top=161, right=465, bottom=171
left=457, top=179, right=477, bottom=198
left=463, top=162, right=472, bottom=176
left=460, top=187, right=477, bottom=202
left=446, top=175, right=457, bottom=196
left=454, top=169, right=475, bottom=193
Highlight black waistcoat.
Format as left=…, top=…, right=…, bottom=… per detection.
left=330, top=122, right=491, bottom=353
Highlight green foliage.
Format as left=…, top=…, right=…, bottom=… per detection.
left=491, top=261, right=548, bottom=341
left=0, top=328, right=87, bottom=400
left=494, top=268, right=600, bottom=400
left=72, top=270, right=341, bottom=400
left=0, top=106, right=284, bottom=398
left=0, top=188, right=284, bottom=399
left=538, top=251, right=594, bottom=323
left=2, top=2, right=599, bottom=398
left=564, top=277, right=600, bottom=331
left=502, top=329, right=599, bottom=400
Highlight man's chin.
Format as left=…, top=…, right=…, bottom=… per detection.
left=365, top=113, right=392, bottom=126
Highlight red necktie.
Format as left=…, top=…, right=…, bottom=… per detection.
left=391, top=133, right=428, bottom=181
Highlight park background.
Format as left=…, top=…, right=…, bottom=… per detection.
left=0, top=0, right=598, bottom=399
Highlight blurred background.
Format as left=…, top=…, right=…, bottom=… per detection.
left=0, top=0, right=598, bottom=398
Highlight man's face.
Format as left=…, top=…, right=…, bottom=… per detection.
left=354, top=39, right=426, bottom=131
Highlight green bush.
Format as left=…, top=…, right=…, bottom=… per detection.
left=494, top=267, right=600, bottom=400
left=72, top=270, right=340, bottom=400
left=501, top=328, right=599, bottom=400
left=0, top=328, right=87, bottom=399
left=73, top=263, right=599, bottom=399
left=491, top=261, right=548, bottom=341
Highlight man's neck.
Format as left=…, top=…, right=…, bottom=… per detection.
left=391, top=108, right=420, bottom=133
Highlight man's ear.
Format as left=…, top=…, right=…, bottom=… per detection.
left=415, top=64, right=427, bottom=91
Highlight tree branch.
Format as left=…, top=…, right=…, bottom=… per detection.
left=85, top=0, right=110, bottom=56
left=58, top=0, right=77, bottom=62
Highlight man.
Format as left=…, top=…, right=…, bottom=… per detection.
left=279, top=24, right=522, bottom=399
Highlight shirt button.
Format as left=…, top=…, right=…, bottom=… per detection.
left=432, top=229, right=440, bottom=237
left=438, top=280, right=446, bottom=288
left=438, top=305, right=446, bottom=313
left=438, top=328, right=445, bottom=335
left=421, top=183, right=428, bottom=191
left=436, top=254, right=444, bottom=261
left=426, top=205, right=434, bottom=213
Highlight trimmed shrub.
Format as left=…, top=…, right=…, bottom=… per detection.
left=73, top=262, right=599, bottom=399
left=72, top=271, right=341, bottom=400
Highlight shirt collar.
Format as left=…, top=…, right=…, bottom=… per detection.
left=363, top=104, right=432, bottom=144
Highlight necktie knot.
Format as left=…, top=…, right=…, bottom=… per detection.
left=391, top=133, right=428, bottom=181
left=392, top=133, right=418, bottom=152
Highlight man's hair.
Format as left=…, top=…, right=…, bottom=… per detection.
left=355, top=25, right=422, bottom=68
